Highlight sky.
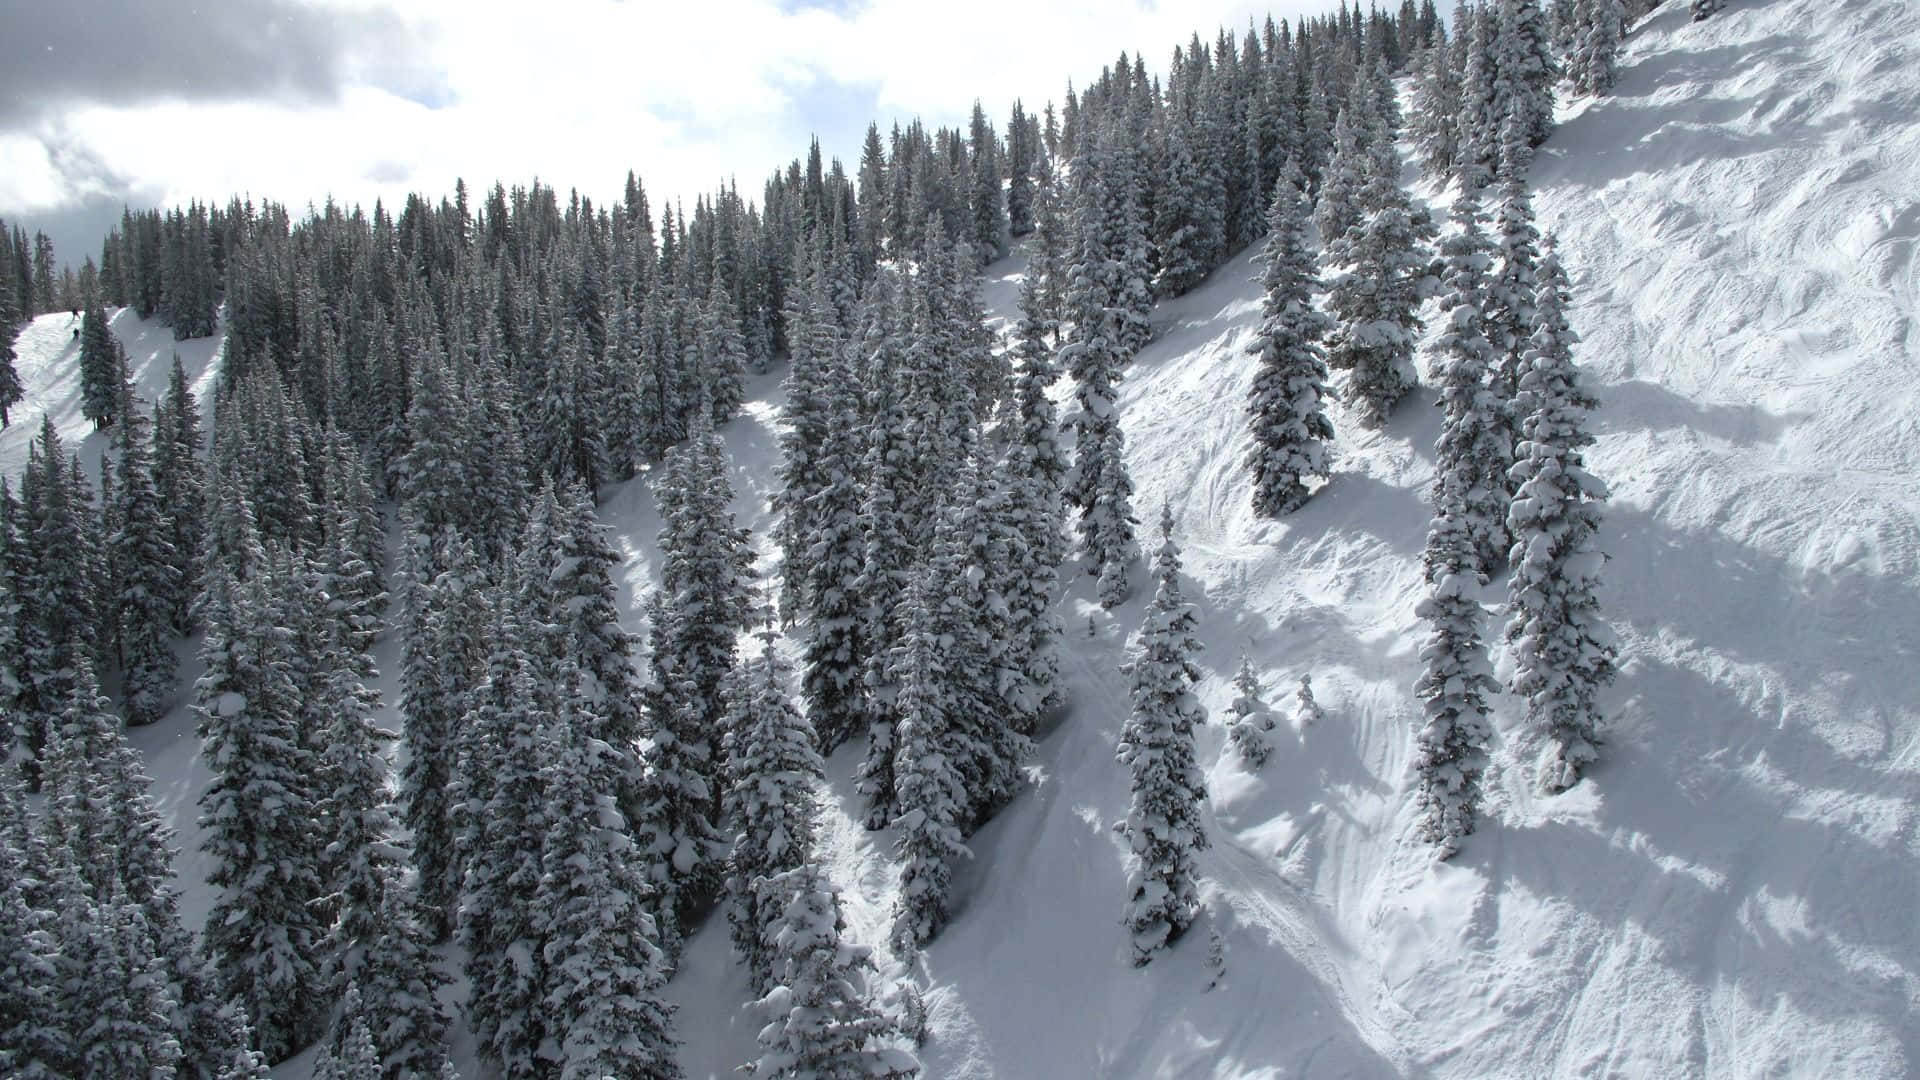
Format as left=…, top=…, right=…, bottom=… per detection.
left=0, top=0, right=1329, bottom=268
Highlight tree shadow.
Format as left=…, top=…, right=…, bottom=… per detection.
left=1597, top=379, right=1807, bottom=446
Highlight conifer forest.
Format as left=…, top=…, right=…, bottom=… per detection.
left=4, top=0, right=1919, bottom=1076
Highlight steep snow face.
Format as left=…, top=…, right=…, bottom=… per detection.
left=0, top=307, right=222, bottom=477
left=902, top=2, right=1920, bottom=1078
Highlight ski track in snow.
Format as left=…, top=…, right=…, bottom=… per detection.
left=5, top=0, right=1919, bottom=1075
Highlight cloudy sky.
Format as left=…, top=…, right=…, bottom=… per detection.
left=1, top=0, right=1325, bottom=266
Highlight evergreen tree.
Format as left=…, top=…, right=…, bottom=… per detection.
left=0, top=285, right=22, bottom=427
left=314, top=986, right=381, bottom=1080
left=1324, top=138, right=1435, bottom=428
left=105, top=395, right=179, bottom=726
left=799, top=341, right=870, bottom=753
left=0, top=766, right=66, bottom=1078
left=399, top=534, right=489, bottom=942
left=152, top=356, right=206, bottom=632
left=888, top=576, right=970, bottom=953
left=1227, top=656, right=1275, bottom=770
left=1411, top=564, right=1498, bottom=859
left=535, top=668, right=681, bottom=1080
left=320, top=434, right=388, bottom=659
left=1569, top=0, right=1625, bottom=96
left=195, top=555, right=327, bottom=1063
left=1116, top=506, right=1208, bottom=966
left=40, top=645, right=239, bottom=1078
left=1690, top=0, right=1723, bottom=18
left=1313, top=110, right=1368, bottom=248
left=774, top=262, right=841, bottom=623
left=637, top=411, right=752, bottom=957
left=1410, top=40, right=1463, bottom=180
left=1002, top=270, right=1068, bottom=721
left=458, top=624, right=551, bottom=1079
left=725, top=631, right=825, bottom=989
left=67, top=884, right=184, bottom=1080
left=747, top=864, right=919, bottom=1080
left=1486, top=131, right=1542, bottom=467
left=1427, top=194, right=1511, bottom=582
left=543, top=484, right=648, bottom=831
left=1505, top=240, right=1617, bottom=794
left=1247, top=165, right=1337, bottom=518
left=1495, top=0, right=1560, bottom=152
left=1060, top=141, right=1145, bottom=609
left=77, top=297, right=126, bottom=430
left=313, top=648, right=450, bottom=1080
left=1458, top=4, right=1502, bottom=190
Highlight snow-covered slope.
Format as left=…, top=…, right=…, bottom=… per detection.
left=8, top=0, right=1917, bottom=1075
left=0, top=307, right=222, bottom=478
left=880, top=2, right=1920, bottom=1076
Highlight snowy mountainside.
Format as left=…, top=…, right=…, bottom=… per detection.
left=0, top=306, right=222, bottom=478
left=5, top=0, right=1917, bottom=1075
left=886, top=1, right=1920, bottom=1076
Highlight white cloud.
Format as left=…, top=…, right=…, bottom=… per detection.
left=2, top=0, right=1330, bottom=226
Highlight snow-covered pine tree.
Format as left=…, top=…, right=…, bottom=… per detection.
left=1494, top=0, right=1560, bottom=152
left=0, top=284, right=21, bottom=428
left=313, top=649, right=449, bottom=1079
left=107, top=398, right=178, bottom=726
left=888, top=574, right=970, bottom=953
left=459, top=640, right=552, bottom=1079
left=854, top=278, right=916, bottom=829
left=0, top=761, right=65, bottom=1078
left=1505, top=239, right=1618, bottom=794
left=747, top=863, right=919, bottom=1080
left=940, top=452, right=1032, bottom=825
left=1412, top=561, right=1499, bottom=858
left=38, top=643, right=238, bottom=1077
left=195, top=554, right=327, bottom=1063
left=967, top=102, right=1010, bottom=262
left=1569, top=0, right=1625, bottom=96
left=1690, top=0, right=1722, bottom=20
left=399, top=532, right=489, bottom=942
left=637, top=410, right=753, bottom=957
left=1427, top=193, right=1511, bottom=582
left=725, top=630, right=825, bottom=989
left=1457, top=3, right=1501, bottom=190
left=800, top=338, right=870, bottom=754
left=1085, top=418, right=1142, bottom=609
left=1227, top=656, right=1275, bottom=769
left=774, top=255, right=842, bottom=623
left=1247, top=163, right=1337, bottom=518
left=1294, top=673, right=1323, bottom=729
left=13, top=417, right=104, bottom=757
left=1116, top=505, right=1209, bottom=965
left=152, top=356, right=205, bottom=632
left=1313, top=109, right=1368, bottom=249
left=1410, top=41, right=1462, bottom=180
left=1413, top=299, right=1501, bottom=857
left=319, top=433, right=387, bottom=660
left=67, top=883, right=184, bottom=1080
left=77, top=297, right=125, bottom=430
left=1003, top=268, right=1069, bottom=720
left=545, top=483, right=648, bottom=829
left=534, top=665, right=680, bottom=1080
left=1486, top=134, right=1542, bottom=465
left=313, top=986, right=380, bottom=1080
left=1061, top=140, right=1145, bottom=608
left=699, top=267, right=750, bottom=425
left=1151, top=120, right=1218, bottom=298
left=1325, top=132, right=1436, bottom=428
